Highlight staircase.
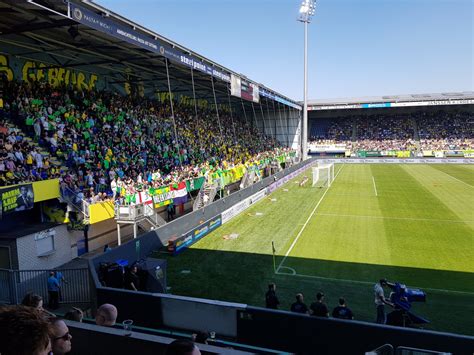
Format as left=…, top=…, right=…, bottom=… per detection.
left=239, top=170, right=256, bottom=190
left=193, top=182, right=218, bottom=211
left=59, top=185, right=90, bottom=224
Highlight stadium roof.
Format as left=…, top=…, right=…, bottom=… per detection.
left=307, top=92, right=474, bottom=106
left=0, top=0, right=300, bottom=109
left=307, top=92, right=474, bottom=111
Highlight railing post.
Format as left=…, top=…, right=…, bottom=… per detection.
left=9, top=270, right=19, bottom=304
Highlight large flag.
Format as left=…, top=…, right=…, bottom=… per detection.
left=171, top=181, right=188, bottom=205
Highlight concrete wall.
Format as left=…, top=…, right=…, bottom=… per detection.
left=16, top=224, right=77, bottom=270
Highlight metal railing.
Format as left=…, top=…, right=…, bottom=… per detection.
left=60, top=185, right=90, bottom=221
left=0, top=268, right=90, bottom=305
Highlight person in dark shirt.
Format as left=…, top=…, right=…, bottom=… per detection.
left=332, top=297, right=354, bottom=320
left=290, top=293, right=309, bottom=314
left=310, top=292, right=329, bottom=317
left=265, top=283, right=280, bottom=309
left=124, top=265, right=140, bottom=291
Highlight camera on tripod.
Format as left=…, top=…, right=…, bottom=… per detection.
left=386, top=281, right=429, bottom=327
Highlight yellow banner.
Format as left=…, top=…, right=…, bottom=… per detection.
left=89, top=201, right=115, bottom=224
left=32, top=179, right=60, bottom=202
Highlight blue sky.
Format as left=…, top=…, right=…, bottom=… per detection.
left=96, top=0, right=473, bottom=101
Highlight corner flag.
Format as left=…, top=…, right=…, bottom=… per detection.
left=272, top=241, right=276, bottom=272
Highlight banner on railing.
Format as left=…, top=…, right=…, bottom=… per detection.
left=172, top=215, right=222, bottom=254
left=152, top=186, right=173, bottom=208
left=0, top=183, right=34, bottom=217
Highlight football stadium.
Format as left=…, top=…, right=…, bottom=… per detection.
left=0, top=1, right=473, bottom=354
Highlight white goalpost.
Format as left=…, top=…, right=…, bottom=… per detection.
left=312, top=163, right=335, bottom=188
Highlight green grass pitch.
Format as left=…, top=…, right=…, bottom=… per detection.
left=155, top=164, right=474, bottom=335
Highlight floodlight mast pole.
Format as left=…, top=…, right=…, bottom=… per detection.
left=298, top=0, right=315, bottom=161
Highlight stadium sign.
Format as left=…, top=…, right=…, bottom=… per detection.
left=173, top=215, right=222, bottom=254
left=317, top=158, right=474, bottom=164
left=69, top=3, right=231, bottom=83
left=309, top=99, right=474, bottom=111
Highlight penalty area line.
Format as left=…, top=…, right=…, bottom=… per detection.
left=275, top=164, right=344, bottom=274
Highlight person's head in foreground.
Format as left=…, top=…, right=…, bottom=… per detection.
left=166, top=339, right=201, bottom=355
left=95, top=303, right=118, bottom=326
left=50, top=318, right=72, bottom=355
left=21, top=292, right=44, bottom=310
left=0, top=305, right=51, bottom=355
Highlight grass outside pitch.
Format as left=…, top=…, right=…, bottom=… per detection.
left=154, top=164, right=474, bottom=335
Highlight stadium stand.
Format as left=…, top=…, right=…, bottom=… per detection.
left=309, top=109, right=473, bottom=154
left=0, top=80, right=291, bottom=200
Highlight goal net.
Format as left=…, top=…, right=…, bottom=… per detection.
left=312, top=163, right=335, bottom=188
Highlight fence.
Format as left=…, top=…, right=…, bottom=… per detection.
left=0, top=268, right=90, bottom=305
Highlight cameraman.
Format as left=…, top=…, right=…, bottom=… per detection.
left=374, top=278, right=394, bottom=324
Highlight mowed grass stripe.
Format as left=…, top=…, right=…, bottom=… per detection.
left=401, top=165, right=474, bottom=226
left=374, top=165, right=473, bottom=273
left=430, top=164, right=474, bottom=187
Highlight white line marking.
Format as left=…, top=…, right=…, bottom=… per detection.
left=431, top=168, right=474, bottom=189
left=278, top=266, right=296, bottom=275
left=275, top=270, right=474, bottom=295
left=372, top=176, right=378, bottom=197
left=276, top=165, right=345, bottom=273
left=314, top=212, right=474, bottom=224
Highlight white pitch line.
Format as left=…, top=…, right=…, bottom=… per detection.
left=276, top=165, right=344, bottom=273
left=275, top=270, right=474, bottom=295
left=314, top=212, right=474, bottom=224
left=372, top=176, right=378, bottom=197
left=433, top=168, right=474, bottom=189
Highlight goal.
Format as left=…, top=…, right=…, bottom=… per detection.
left=312, top=163, right=335, bottom=188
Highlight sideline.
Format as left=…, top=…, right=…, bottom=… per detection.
left=275, top=164, right=345, bottom=273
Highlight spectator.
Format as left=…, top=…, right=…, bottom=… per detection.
left=290, top=293, right=309, bottom=314
left=95, top=303, right=118, bottom=327
left=54, top=270, right=67, bottom=301
left=0, top=305, right=52, bottom=355
left=332, top=297, right=354, bottom=320
left=310, top=292, right=329, bottom=318
left=166, top=339, right=201, bottom=355
left=64, top=307, right=83, bottom=322
left=21, top=292, right=44, bottom=310
left=374, top=279, right=394, bottom=324
left=124, top=265, right=140, bottom=291
left=49, top=318, right=72, bottom=355
left=265, top=283, right=280, bottom=309
left=47, top=271, right=60, bottom=310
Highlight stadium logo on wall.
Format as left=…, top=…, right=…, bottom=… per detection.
left=73, top=8, right=83, bottom=21
left=160, top=46, right=165, bottom=55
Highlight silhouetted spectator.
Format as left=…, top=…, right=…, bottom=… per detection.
left=290, top=293, right=309, bottom=314
left=50, top=318, right=72, bottom=355
left=166, top=339, right=201, bottom=355
left=47, top=271, right=60, bottom=310
left=124, top=265, right=140, bottom=291
left=64, top=307, right=83, bottom=322
left=332, top=297, right=354, bottom=320
left=0, top=305, right=52, bottom=355
left=265, top=283, right=280, bottom=309
left=21, top=292, right=44, bottom=310
left=96, top=303, right=118, bottom=327
left=310, top=292, right=329, bottom=317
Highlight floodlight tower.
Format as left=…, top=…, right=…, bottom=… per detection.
left=298, top=0, right=316, bottom=160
